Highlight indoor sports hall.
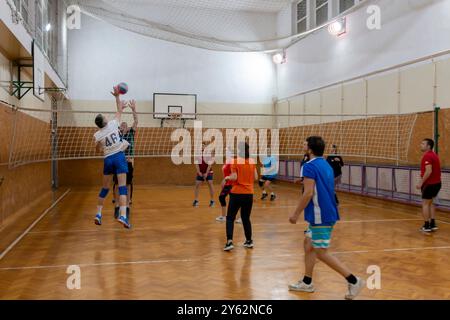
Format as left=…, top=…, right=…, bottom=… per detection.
left=0, top=0, right=450, bottom=300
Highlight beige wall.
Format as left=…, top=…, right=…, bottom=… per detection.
left=276, top=54, right=450, bottom=121
left=61, top=99, right=274, bottom=129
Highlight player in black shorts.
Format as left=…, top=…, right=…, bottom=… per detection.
left=416, top=139, right=441, bottom=233
left=113, top=100, right=138, bottom=219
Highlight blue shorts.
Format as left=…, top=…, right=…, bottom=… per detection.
left=262, top=175, right=277, bottom=182
left=305, top=223, right=336, bottom=249
left=103, top=152, right=129, bottom=176
left=196, top=174, right=213, bottom=181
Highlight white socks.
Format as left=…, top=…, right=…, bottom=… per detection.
left=120, top=206, right=127, bottom=218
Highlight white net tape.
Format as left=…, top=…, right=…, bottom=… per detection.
left=6, top=107, right=418, bottom=167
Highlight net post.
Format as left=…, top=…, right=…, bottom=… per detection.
left=434, top=104, right=440, bottom=154
left=7, top=105, right=19, bottom=168
left=51, top=96, right=59, bottom=190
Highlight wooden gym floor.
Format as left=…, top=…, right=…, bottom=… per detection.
left=0, top=184, right=449, bottom=300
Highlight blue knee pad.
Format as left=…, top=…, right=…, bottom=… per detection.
left=99, top=188, right=109, bottom=198
left=118, top=186, right=128, bottom=196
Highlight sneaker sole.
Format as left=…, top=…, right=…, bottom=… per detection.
left=288, top=286, right=315, bottom=293
left=244, top=245, right=254, bottom=249
left=117, top=219, right=131, bottom=229
left=223, top=246, right=234, bottom=251
left=345, top=279, right=366, bottom=300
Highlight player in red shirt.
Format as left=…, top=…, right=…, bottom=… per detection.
left=193, top=143, right=215, bottom=207
left=416, top=139, right=441, bottom=233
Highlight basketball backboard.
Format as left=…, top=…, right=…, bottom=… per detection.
left=153, top=93, right=197, bottom=119
left=33, top=40, right=45, bottom=101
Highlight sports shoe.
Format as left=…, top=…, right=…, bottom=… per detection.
left=421, top=225, right=432, bottom=233
left=235, top=218, right=242, bottom=224
left=270, top=194, right=276, bottom=201
left=288, top=281, right=315, bottom=293
left=117, top=215, right=131, bottom=229
left=216, top=216, right=226, bottom=222
left=261, top=193, right=268, bottom=200
left=94, top=214, right=102, bottom=226
left=430, top=222, right=438, bottom=231
left=193, top=200, right=199, bottom=207
left=345, top=277, right=365, bottom=300
left=114, top=207, right=120, bottom=219
left=243, top=240, right=254, bottom=249
left=209, top=200, right=215, bottom=208
left=224, top=241, right=234, bottom=251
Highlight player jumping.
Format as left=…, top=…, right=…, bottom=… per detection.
left=93, top=86, right=131, bottom=229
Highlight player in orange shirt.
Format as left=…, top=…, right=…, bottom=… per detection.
left=223, top=142, right=258, bottom=251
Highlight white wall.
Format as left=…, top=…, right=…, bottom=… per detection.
left=67, top=15, right=277, bottom=105
left=277, top=4, right=293, bottom=38
left=277, top=0, right=450, bottom=99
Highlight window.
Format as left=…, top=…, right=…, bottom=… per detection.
left=315, top=0, right=328, bottom=26
left=296, top=0, right=307, bottom=33
left=339, top=0, right=355, bottom=13
left=35, top=0, right=43, bottom=48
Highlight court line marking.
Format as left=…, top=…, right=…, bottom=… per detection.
left=1, top=245, right=449, bottom=271
left=25, top=218, right=424, bottom=235
left=0, top=189, right=71, bottom=261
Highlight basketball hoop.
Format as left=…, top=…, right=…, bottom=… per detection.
left=168, top=112, right=182, bottom=120
left=161, top=112, right=186, bottom=128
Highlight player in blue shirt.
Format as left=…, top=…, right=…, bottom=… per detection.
left=288, top=136, right=365, bottom=300
left=258, top=149, right=278, bottom=201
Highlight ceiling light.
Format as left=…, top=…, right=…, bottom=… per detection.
left=273, top=51, right=286, bottom=64
left=328, top=18, right=346, bottom=36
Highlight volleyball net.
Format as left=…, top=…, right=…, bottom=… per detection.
left=4, top=106, right=422, bottom=168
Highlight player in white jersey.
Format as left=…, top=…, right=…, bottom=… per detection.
left=93, top=86, right=131, bottom=229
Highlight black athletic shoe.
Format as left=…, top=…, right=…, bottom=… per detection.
left=224, top=241, right=234, bottom=251
left=114, top=207, right=120, bottom=219
left=421, top=225, right=432, bottom=233
left=270, top=194, right=276, bottom=201
left=193, top=200, right=199, bottom=207
left=243, top=240, right=254, bottom=249
left=430, top=222, right=438, bottom=231
left=261, top=193, right=268, bottom=200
